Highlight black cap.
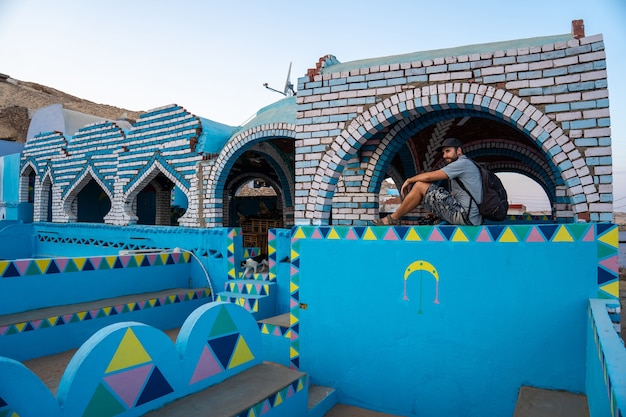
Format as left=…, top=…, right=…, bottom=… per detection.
left=437, top=138, right=463, bottom=151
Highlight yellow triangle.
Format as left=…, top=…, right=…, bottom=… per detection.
left=290, top=313, right=299, bottom=326
left=134, top=254, right=145, bottom=266
left=297, top=379, right=305, bottom=391
left=290, top=282, right=299, bottom=293
left=228, top=335, right=255, bottom=368
left=228, top=243, right=234, bottom=253
left=249, top=409, right=257, bottom=417
left=451, top=228, right=469, bottom=242
left=290, top=346, right=299, bottom=358
left=47, top=316, right=58, bottom=326
left=553, top=225, right=574, bottom=242
left=76, top=311, right=87, bottom=321
left=268, top=245, right=276, bottom=255
left=182, top=252, right=191, bottom=262
left=405, top=228, right=421, bottom=241
left=274, top=391, right=284, bottom=406
left=293, top=227, right=306, bottom=239
left=0, top=260, right=8, bottom=275
left=261, top=324, right=270, bottom=334
left=105, top=328, right=152, bottom=373
left=36, top=259, right=51, bottom=273
left=14, top=322, right=26, bottom=332
left=600, top=280, right=619, bottom=298
left=105, top=256, right=118, bottom=268
left=499, top=227, right=518, bottom=243
left=103, top=307, right=112, bottom=316
left=327, top=228, right=340, bottom=239
left=73, top=257, right=87, bottom=270
left=127, top=302, right=136, bottom=311
left=246, top=284, right=254, bottom=294
left=363, top=227, right=377, bottom=240
left=291, top=248, right=300, bottom=261
left=598, top=227, right=618, bottom=248
left=159, top=253, right=169, bottom=265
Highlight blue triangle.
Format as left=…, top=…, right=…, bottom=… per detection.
left=208, top=333, right=239, bottom=369
left=135, top=366, right=174, bottom=406
left=538, top=225, right=559, bottom=241
left=46, top=260, right=61, bottom=274
left=598, top=267, right=617, bottom=285
left=2, top=262, right=20, bottom=277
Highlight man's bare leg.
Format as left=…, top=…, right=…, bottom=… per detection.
left=381, top=181, right=430, bottom=224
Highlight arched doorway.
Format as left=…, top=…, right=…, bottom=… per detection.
left=77, top=179, right=112, bottom=223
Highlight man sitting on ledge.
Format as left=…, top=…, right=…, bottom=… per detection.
left=372, top=138, right=483, bottom=226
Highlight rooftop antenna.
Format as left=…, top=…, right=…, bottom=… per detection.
left=263, top=62, right=296, bottom=96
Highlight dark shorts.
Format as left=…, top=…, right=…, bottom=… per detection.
left=423, top=183, right=471, bottom=225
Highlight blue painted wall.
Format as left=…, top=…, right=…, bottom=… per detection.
left=292, top=224, right=613, bottom=416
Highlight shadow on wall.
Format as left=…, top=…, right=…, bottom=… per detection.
left=0, top=303, right=264, bottom=417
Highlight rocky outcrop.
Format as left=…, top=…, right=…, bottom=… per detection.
left=0, top=75, right=142, bottom=143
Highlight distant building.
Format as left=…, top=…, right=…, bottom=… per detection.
left=508, top=203, right=527, bottom=215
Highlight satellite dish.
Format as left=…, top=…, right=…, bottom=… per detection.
left=264, top=62, right=296, bottom=96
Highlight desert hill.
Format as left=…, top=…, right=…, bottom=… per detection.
left=0, top=73, right=142, bottom=143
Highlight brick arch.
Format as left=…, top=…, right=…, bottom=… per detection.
left=61, top=166, right=114, bottom=222
left=121, top=158, right=189, bottom=225
left=204, top=124, right=296, bottom=226
left=308, top=82, right=586, bottom=223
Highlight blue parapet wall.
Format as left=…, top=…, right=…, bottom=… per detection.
left=586, top=299, right=626, bottom=417
left=289, top=223, right=619, bottom=416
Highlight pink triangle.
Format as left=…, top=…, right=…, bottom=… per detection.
left=290, top=299, right=298, bottom=308
left=90, top=309, right=100, bottom=318
left=237, top=283, right=244, bottom=292
left=599, top=255, right=618, bottom=273
left=262, top=399, right=272, bottom=413
left=190, top=345, right=222, bottom=384
left=428, top=228, right=445, bottom=241
left=147, top=253, right=158, bottom=265
left=89, top=257, right=103, bottom=269
left=269, top=259, right=276, bottom=268
left=383, top=228, right=399, bottom=240
left=31, top=320, right=43, bottom=330
left=171, top=252, right=181, bottom=263
left=63, top=314, right=73, bottom=323
left=345, top=228, right=358, bottom=240
left=525, top=227, right=545, bottom=242
left=119, top=255, right=131, bottom=267
left=0, top=326, right=7, bottom=336
left=311, top=229, right=323, bottom=239
left=290, top=265, right=299, bottom=277
left=476, top=228, right=492, bottom=242
left=136, top=301, right=146, bottom=309
left=268, top=229, right=276, bottom=240
left=286, top=385, right=295, bottom=398
left=55, top=258, right=69, bottom=271
left=583, top=226, right=595, bottom=242
left=13, top=260, right=31, bottom=275
left=104, top=363, right=153, bottom=408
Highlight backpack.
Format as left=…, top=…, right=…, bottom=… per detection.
left=455, top=160, right=509, bottom=222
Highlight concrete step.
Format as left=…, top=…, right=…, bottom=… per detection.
left=308, top=385, right=337, bottom=417
left=0, top=288, right=211, bottom=329
left=0, top=288, right=210, bottom=360
left=513, top=386, right=589, bottom=417
left=238, top=271, right=273, bottom=281
left=144, top=362, right=306, bottom=416
left=224, top=279, right=275, bottom=296
left=323, top=404, right=407, bottom=417
left=217, top=289, right=276, bottom=320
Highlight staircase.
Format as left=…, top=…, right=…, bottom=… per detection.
left=216, top=265, right=276, bottom=320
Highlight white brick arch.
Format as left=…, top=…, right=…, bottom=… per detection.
left=61, top=166, right=114, bottom=223
left=306, top=82, right=589, bottom=223
left=203, top=123, right=296, bottom=226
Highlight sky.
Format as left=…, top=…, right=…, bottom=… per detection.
left=1, top=0, right=624, bottom=212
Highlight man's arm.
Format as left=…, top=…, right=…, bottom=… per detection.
left=401, top=169, right=449, bottom=197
